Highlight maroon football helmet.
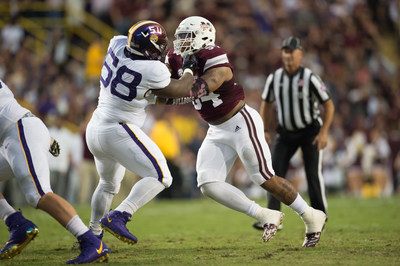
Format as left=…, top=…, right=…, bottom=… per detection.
left=126, top=20, right=168, bottom=60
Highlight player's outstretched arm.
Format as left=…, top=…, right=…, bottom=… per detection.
left=155, top=65, right=233, bottom=105
left=155, top=95, right=194, bottom=105
left=152, top=55, right=198, bottom=98
left=200, top=66, right=232, bottom=93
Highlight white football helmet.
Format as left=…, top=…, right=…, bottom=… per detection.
left=173, top=16, right=216, bottom=58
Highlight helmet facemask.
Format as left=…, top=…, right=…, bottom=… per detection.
left=173, top=32, right=196, bottom=58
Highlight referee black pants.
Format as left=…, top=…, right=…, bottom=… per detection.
left=268, top=121, right=327, bottom=214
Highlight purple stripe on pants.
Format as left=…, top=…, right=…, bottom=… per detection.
left=120, top=123, right=163, bottom=182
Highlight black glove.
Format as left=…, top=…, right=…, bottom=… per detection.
left=182, top=54, right=198, bottom=74
left=49, top=137, right=60, bottom=157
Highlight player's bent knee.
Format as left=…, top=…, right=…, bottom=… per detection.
left=199, top=182, right=217, bottom=197
left=25, top=189, right=53, bottom=208
left=199, top=184, right=208, bottom=196
left=161, top=175, right=172, bottom=188
left=98, top=181, right=119, bottom=195
left=25, top=194, right=40, bottom=208
left=197, top=170, right=216, bottom=188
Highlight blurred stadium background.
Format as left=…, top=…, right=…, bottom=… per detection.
left=0, top=0, right=398, bottom=206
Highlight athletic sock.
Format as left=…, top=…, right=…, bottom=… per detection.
left=246, top=200, right=261, bottom=217
left=0, top=198, right=16, bottom=221
left=200, top=182, right=254, bottom=213
left=66, top=215, right=89, bottom=238
left=289, top=193, right=309, bottom=215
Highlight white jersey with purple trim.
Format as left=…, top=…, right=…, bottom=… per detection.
left=94, top=35, right=171, bottom=128
left=0, top=79, right=30, bottom=140
left=86, top=35, right=174, bottom=216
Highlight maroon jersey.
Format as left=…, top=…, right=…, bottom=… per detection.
left=166, top=46, right=245, bottom=122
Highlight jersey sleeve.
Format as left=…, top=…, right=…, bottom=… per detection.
left=196, top=46, right=232, bottom=73
left=261, top=73, right=274, bottom=102
left=309, top=73, right=330, bottom=103
left=165, top=49, right=182, bottom=79
left=108, top=35, right=127, bottom=50
left=144, top=61, right=171, bottom=90
left=165, top=49, right=173, bottom=65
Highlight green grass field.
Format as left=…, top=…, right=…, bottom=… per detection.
left=1, top=195, right=399, bottom=265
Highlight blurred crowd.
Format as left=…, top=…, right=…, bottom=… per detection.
left=0, top=0, right=399, bottom=205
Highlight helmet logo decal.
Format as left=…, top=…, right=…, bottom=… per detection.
left=141, top=32, right=149, bottom=37
left=200, top=21, right=212, bottom=32
left=150, top=34, right=158, bottom=43
left=149, top=26, right=163, bottom=34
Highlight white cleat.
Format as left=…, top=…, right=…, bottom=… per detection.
left=262, top=209, right=285, bottom=242
left=301, top=207, right=327, bottom=247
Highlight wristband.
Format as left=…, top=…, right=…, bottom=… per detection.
left=183, top=68, right=193, bottom=75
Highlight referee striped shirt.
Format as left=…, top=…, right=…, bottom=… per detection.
left=261, top=66, right=330, bottom=131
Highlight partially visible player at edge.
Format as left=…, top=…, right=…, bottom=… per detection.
left=0, top=79, right=110, bottom=263
left=86, top=20, right=198, bottom=245
left=161, top=16, right=327, bottom=247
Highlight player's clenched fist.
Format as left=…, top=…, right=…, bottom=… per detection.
left=182, top=54, right=198, bottom=74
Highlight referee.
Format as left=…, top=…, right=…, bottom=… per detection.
left=255, top=37, right=335, bottom=230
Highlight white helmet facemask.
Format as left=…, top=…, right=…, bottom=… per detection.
left=173, top=16, right=216, bottom=58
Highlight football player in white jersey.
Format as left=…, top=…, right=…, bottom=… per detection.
left=163, top=16, right=327, bottom=247
left=0, top=80, right=110, bottom=263
left=86, top=20, right=198, bottom=244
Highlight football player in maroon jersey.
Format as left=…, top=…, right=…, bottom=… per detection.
left=163, top=16, right=326, bottom=247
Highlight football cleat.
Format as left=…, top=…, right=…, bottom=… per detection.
left=262, top=210, right=284, bottom=242
left=253, top=221, right=283, bottom=231
left=0, top=212, right=39, bottom=260
left=100, top=210, right=137, bottom=244
left=301, top=207, right=327, bottom=247
left=302, top=232, right=322, bottom=247
left=66, top=230, right=110, bottom=264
